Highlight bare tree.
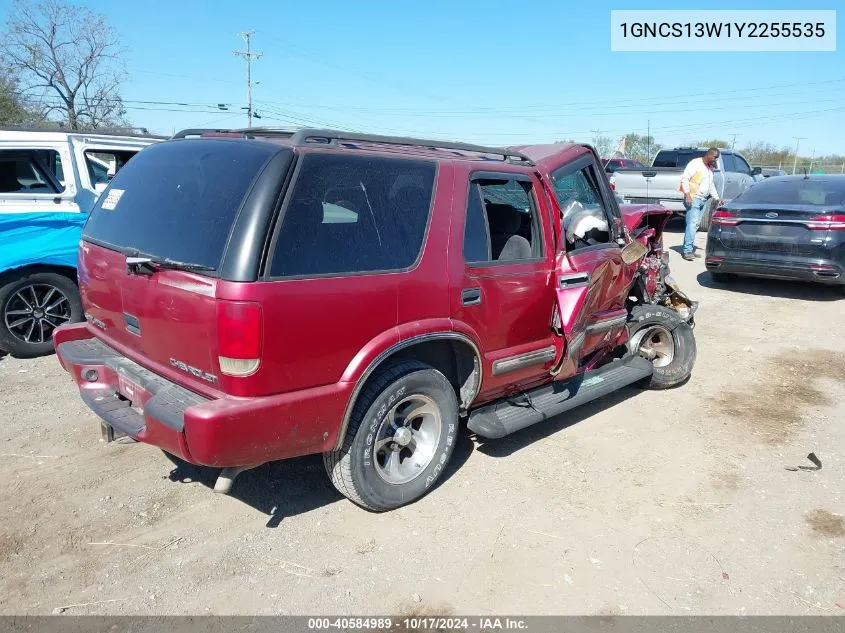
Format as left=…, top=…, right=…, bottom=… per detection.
left=0, top=0, right=127, bottom=129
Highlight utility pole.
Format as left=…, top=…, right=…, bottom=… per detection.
left=233, top=31, right=262, bottom=127
left=730, top=133, right=739, bottom=149
left=791, top=136, right=805, bottom=175
left=809, top=150, right=816, bottom=173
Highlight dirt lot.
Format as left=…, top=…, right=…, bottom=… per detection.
left=2, top=226, right=844, bottom=616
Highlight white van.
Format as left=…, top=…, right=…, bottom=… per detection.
left=0, top=129, right=162, bottom=357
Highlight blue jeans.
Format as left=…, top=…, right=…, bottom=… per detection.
left=683, top=196, right=707, bottom=255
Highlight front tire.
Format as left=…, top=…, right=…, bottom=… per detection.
left=0, top=270, right=83, bottom=358
left=628, top=305, right=696, bottom=390
left=324, top=361, right=459, bottom=512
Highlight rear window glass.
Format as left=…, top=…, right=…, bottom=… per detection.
left=269, top=152, right=435, bottom=277
left=736, top=178, right=845, bottom=207
left=652, top=150, right=705, bottom=168
left=83, top=140, right=279, bottom=269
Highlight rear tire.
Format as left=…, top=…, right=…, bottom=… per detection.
left=697, top=200, right=715, bottom=232
left=324, top=361, right=459, bottom=512
left=628, top=305, right=696, bottom=390
left=0, top=270, right=83, bottom=358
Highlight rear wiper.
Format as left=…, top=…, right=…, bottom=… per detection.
left=125, top=254, right=214, bottom=276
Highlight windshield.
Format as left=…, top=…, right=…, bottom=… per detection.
left=735, top=177, right=845, bottom=207
left=83, top=140, right=281, bottom=270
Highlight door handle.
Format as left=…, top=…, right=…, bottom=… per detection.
left=461, top=287, right=481, bottom=306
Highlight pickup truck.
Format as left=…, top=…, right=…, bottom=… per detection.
left=0, top=129, right=161, bottom=357
left=610, top=147, right=762, bottom=231
left=55, top=127, right=699, bottom=511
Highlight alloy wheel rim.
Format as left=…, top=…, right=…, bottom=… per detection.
left=630, top=325, right=676, bottom=368
left=373, top=394, right=443, bottom=485
left=4, top=284, right=71, bottom=345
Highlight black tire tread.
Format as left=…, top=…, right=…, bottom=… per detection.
left=628, top=304, right=696, bottom=390
left=324, top=360, right=439, bottom=511
left=0, top=270, right=82, bottom=358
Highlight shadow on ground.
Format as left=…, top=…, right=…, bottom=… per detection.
left=696, top=271, right=843, bottom=302
left=163, top=431, right=475, bottom=526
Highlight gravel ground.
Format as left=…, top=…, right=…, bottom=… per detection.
left=1, top=226, right=844, bottom=616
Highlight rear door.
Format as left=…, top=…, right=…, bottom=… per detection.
left=548, top=154, right=630, bottom=367
left=453, top=171, right=557, bottom=398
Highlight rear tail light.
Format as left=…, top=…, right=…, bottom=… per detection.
left=805, top=214, right=845, bottom=231
left=711, top=208, right=739, bottom=226
left=216, top=301, right=262, bottom=376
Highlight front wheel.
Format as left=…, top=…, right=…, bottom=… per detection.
left=0, top=270, right=83, bottom=358
left=324, top=361, right=459, bottom=512
left=628, top=305, right=696, bottom=390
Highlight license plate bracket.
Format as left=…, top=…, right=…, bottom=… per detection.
left=117, top=373, right=143, bottom=407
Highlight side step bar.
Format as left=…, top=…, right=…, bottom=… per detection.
left=467, top=355, right=653, bottom=439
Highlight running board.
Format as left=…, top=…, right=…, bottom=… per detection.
left=467, top=355, right=653, bottom=439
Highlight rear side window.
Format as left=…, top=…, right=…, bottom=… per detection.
left=269, top=153, right=435, bottom=277
left=83, top=140, right=279, bottom=269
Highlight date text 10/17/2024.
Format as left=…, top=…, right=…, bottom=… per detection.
left=307, top=617, right=529, bottom=630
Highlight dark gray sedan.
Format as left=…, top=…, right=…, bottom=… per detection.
left=705, top=175, right=845, bottom=294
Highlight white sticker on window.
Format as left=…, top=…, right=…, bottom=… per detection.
left=101, top=188, right=124, bottom=210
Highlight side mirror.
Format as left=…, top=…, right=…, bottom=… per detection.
left=751, top=166, right=762, bottom=176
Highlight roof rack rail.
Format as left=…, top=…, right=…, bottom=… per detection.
left=171, top=126, right=535, bottom=165
left=171, top=126, right=300, bottom=139
left=288, top=129, right=535, bottom=165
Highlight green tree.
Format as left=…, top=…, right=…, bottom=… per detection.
left=622, top=134, right=662, bottom=164
left=0, top=72, right=42, bottom=125
left=695, top=139, right=730, bottom=149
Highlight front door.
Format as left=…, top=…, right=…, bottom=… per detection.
left=547, top=155, right=630, bottom=370
left=452, top=171, right=556, bottom=400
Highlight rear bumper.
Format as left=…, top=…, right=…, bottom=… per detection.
left=54, top=324, right=349, bottom=467
left=704, top=247, right=844, bottom=285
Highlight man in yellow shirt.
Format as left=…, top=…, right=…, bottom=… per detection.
left=680, top=148, right=723, bottom=260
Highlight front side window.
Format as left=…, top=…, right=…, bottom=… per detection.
left=269, top=153, right=435, bottom=277
left=0, top=150, right=64, bottom=194
left=733, top=154, right=752, bottom=175
left=551, top=163, right=613, bottom=251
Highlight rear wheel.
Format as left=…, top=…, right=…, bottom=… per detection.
left=628, top=305, right=696, bottom=390
left=0, top=271, right=83, bottom=358
left=324, top=361, right=459, bottom=512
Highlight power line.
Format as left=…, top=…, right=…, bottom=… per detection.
left=233, top=31, right=262, bottom=127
